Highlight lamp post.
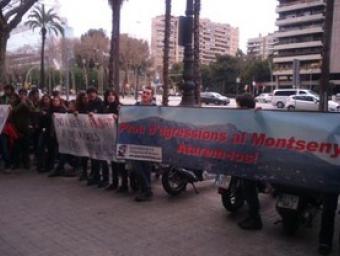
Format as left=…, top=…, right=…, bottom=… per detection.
left=180, top=0, right=195, bottom=106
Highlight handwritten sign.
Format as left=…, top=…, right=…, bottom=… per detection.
left=0, top=105, right=10, bottom=133
left=54, top=113, right=117, bottom=161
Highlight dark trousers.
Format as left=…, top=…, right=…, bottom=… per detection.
left=0, top=134, right=11, bottom=168
left=243, top=179, right=260, bottom=218
left=12, top=134, right=30, bottom=168
left=36, top=132, right=48, bottom=171
left=319, top=193, right=339, bottom=246
left=80, top=157, right=88, bottom=176
left=89, top=159, right=100, bottom=182
left=31, top=129, right=40, bottom=160
left=46, top=137, right=58, bottom=171
left=102, top=161, right=118, bottom=186
left=116, top=162, right=128, bottom=188
left=131, top=161, right=152, bottom=193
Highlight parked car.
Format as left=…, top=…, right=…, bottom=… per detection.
left=272, top=89, right=319, bottom=109
left=255, top=93, right=272, bottom=103
left=285, top=95, right=340, bottom=112
left=200, top=92, right=230, bottom=105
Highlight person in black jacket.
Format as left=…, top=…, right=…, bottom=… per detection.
left=131, top=86, right=156, bottom=202
left=85, top=87, right=104, bottom=186
left=236, top=94, right=263, bottom=230
left=36, top=94, right=51, bottom=172
left=74, top=92, right=89, bottom=181
left=100, top=90, right=119, bottom=189
left=47, top=96, right=67, bottom=177
left=101, top=89, right=133, bottom=192
left=11, top=88, right=34, bottom=169
left=28, top=88, right=41, bottom=164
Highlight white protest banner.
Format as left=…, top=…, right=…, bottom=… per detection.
left=53, top=113, right=117, bottom=161
left=0, top=105, right=10, bottom=133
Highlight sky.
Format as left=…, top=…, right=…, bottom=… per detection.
left=56, top=0, right=278, bottom=51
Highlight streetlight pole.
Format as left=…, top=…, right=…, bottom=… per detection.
left=180, top=0, right=196, bottom=106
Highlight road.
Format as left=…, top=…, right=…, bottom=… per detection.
left=121, top=96, right=276, bottom=110
left=0, top=170, right=337, bottom=256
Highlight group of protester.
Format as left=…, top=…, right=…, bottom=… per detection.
left=0, top=85, right=338, bottom=255
left=0, top=84, right=156, bottom=202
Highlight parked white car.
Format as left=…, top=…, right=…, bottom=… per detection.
left=272, top=89, right=319, bottom=109
left=255, top=93, right=272, bottom=103
left=285, top=95, right=340, bottom=112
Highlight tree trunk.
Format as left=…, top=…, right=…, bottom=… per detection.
left=40, top=30, right=46, bottom=89
left=193, top=0, right=201, bottom=105
left=108, top=3, right=115, bottom=89
left=114, top=3, right=121, bottom=94
left=108, top=1, right=121, bottom=94
left=134, top=68, right=138, bottom=101
left=162, top=0, right=171, bottom=106
left=0, top=32, right=9, bottom=84
left=123, top=67, right=129, bottom=97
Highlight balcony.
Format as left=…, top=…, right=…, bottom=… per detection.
left=273, top=54, right=322, bottom=63
left=275, top=26, right=323, bottom=38
left=273, top=68, right=321, bottom=76
left=274, top=40, right=323, bottom=50
left=276, top=13, right=325, bottom=26
left=276, top=0, right=326, bottom=13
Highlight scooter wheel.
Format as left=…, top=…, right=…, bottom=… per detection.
left=221, top=189, right=244, bottom=213
left=161, top=167, right=187, bottom=196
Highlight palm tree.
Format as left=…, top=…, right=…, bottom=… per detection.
left=108, top=0, right=125, bottom=94
left=162, top=0, right=172, bottom=106
left=193, top=0, right=201, bottom=105
left=25, top=4, right=64, bottom=89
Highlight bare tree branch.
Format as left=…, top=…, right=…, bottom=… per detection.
left=8, top=0, right=38, bottom=30
left=4, top=5, right=20, bottom=20
left=0, top=0, right=12, bottom=10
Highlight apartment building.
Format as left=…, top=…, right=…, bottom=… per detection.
left=151, top=16, right=182, bottom=68
left=151, top=15, right=239, bottom=68
left=247, top=33, right=277, bottom=59
left=273, top=0, right=340, bottom=88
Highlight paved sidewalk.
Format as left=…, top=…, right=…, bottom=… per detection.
left=0, top=171, right=337, bottom=256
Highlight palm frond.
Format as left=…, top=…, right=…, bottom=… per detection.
left=25, top=3, right=64, bottom=37
left=49, top=21, right=64, bottom=36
